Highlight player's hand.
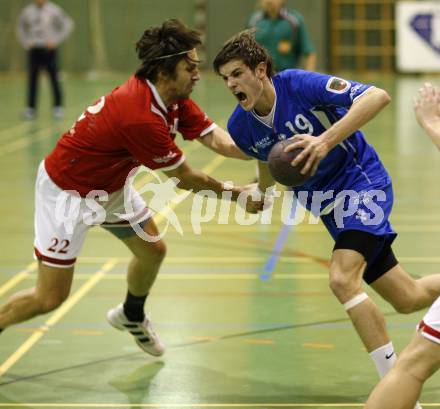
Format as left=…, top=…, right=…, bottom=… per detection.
left=284, top=134, right=329, bottom=176
left=414, top=83, right=440, bottom=129
left=234, top=184, right=265, bottom=214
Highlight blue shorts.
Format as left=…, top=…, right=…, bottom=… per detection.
left=321, top=181, right=397, bottom=243
left=320, top=181, right=398, bottom=283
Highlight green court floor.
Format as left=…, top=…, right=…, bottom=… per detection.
left=0, top=72, right=440, bottom=408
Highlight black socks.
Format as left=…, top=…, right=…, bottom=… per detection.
left=123, top=291, right=147, bottom=322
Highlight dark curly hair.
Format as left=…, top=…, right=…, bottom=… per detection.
left=213, top=29, right=274, bottom=77
left=135, top=19, right=201, bottom=82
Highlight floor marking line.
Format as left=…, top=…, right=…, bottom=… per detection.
left=0, top=404, right=364, bottom=408
left=0, top=116, right=78, bottom=157
left=11, top=272, right=330, bottom=281
left=0, top=102, right=94, bottom=156
left=0, top=122, right=36, bottom=140
left=45, top=259, right=116, bottom=327
left=0, top=262, right=37, bottom=297
left=0, top=259, right=117, bottom=377
left=83, top=223, right=440, bottom=234
left=0, top=403, right=438, bottom=408
left=200, top=155, right=226, bottom=175
left=0, top=311, right=402, bottom=387
left=73, top=255, right=440, bottom=264
left=261, top=204, right=296, bottom=280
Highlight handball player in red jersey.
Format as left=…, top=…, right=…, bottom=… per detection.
left=0, top=19, right=263, bottom=356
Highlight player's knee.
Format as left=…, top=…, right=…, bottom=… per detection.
left=151, top=240, right=166, bottom=261
left=37, top=292, right=68, bottom=313
left=329, top=271, right=360, bottom=300
left=397, top=349, right=437, bottom=382
left=390, top=281, right=430, bottom=314
left=391, top=299, right=417, bottom=314
left=139, top=240, right=167, bottom=264
left=329, top=262, right=363, bottom=300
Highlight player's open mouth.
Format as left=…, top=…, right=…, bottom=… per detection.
left=235, top=92, right=248, bottom=103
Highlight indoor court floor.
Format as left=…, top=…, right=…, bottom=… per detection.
left=0, top=72, right=440, bottom=408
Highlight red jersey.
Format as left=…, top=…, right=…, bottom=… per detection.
left=45, top=76, right=215, bottom=196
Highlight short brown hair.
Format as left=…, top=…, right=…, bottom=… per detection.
left=213, top=30, right=274, bottom=77
left=135, top=19, right=201, bottom=82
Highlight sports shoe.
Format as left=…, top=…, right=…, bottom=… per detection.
left=22, top=107, right=35, bottom=120
left=52, top=106, right=64, bottom=119
left=106, top=303, right=165, bottom=356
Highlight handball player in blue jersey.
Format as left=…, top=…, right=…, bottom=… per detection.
left=214, top=30, right=440, bottom=398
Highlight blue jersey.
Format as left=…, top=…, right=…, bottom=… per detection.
left=227, top=69, right=391, bottom=215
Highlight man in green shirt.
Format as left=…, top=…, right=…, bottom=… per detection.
left=248, top=0, right=316, bottom=72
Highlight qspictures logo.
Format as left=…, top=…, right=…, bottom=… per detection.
left=54, top=167, right=388, bottom=243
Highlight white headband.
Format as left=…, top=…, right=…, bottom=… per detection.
left=152, top=49, right=192, bottom=61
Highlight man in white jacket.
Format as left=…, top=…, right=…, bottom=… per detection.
left=16, top=0, right=74, bottom=119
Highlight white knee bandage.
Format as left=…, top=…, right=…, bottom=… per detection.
left=343, top=292, right=369, bottom=311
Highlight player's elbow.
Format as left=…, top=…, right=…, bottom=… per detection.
left=233, top=148, right=253, bottom=160
left=163, top=162, right=194, bottom=191
left=376, top=88, right=391, bottom=108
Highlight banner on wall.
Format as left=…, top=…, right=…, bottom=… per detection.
left=397, top=1, right=440, bottom=72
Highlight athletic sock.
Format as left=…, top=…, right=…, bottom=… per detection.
left=369, top=341, right=397, bottom=378
left=123, top=291, right=147, bottom=322
left=369, top=342, right=423, bottom=409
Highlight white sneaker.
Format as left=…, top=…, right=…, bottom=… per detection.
left=22, top=107, right=35, bottom=120
left=52, top=106, right=64, bottom=119
left=106, top=303, right=165, bottom=356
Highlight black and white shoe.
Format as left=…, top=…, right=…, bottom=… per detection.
left=106, top=303, right=165, bottom=356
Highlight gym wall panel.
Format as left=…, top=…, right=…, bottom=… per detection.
left=1, top=0, right=327, bottom=73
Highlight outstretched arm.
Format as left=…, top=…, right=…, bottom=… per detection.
left=414, top=83, right=440, bottom=151
left=163, top=160, right=263, bottom=213
left=198, top=126, right=251, bottom=160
